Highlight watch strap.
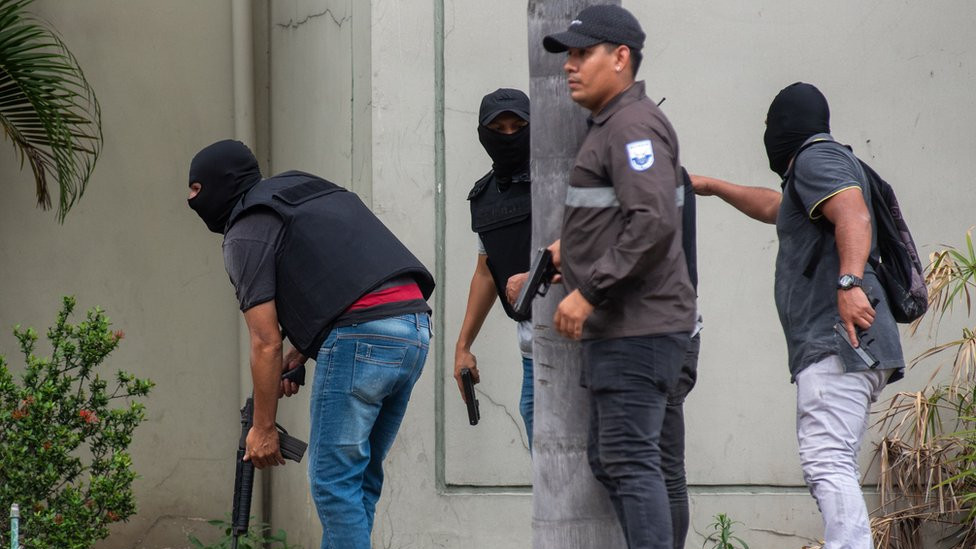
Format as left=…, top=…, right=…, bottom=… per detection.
left=837, top=274, right=863, bottom=290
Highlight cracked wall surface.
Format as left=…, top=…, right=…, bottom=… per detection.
left=440, top=0, right=536, bottom=490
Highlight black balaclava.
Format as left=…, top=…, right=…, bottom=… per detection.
left=478, top=123, right=530, bottom=179
left=477, top=88, right=531, bottom=179
left=763, top=82, right=830, bottom=178
left=187, top=140, right=263, bottom=234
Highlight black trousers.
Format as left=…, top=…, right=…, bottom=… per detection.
left=662, top=333, right=700, bottom=549
left=582, top=332, right=693, bottom=549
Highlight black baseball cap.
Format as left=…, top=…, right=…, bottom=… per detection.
left=543, top=4, right=645, bottom=53
left=478, top=88, right=530, bottom=126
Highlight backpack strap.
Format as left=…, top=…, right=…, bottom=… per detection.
left=782, top=137, right=840, bottom=210
left=782, top=137, right=857, bottom=278
left=783, top=138, right=832, bottom=278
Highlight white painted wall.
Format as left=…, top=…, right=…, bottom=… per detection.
left=1, top=1, right=973, bottom=548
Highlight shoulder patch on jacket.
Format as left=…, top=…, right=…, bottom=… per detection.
left=626, top=139, right=654, bottom=171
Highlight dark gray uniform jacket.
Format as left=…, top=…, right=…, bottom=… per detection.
left=561, top=82, right=696, bottom=340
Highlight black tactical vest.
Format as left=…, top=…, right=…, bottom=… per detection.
left=227, top=171, right=435, bottom=357
left=468, top=170, right=532, bottom=321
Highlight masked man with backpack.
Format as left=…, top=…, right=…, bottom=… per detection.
left=692, top=82, right=906, bottom=548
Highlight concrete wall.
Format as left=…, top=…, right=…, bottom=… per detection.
left=0, top=1, right=244, bottom=547
left=267, top=1, right=976, bottom=547
left=265, top=1, right=377, bottom=547
left=623, top=1, right=976, bottom=546
left=1, top=1, right=973, bottom=548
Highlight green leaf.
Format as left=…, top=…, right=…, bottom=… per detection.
left=0, top=0, right=102, bottom=222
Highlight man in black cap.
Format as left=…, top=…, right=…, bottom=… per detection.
left=186, top=140, right=435, bottom=549
left=542, top=6, right=696, bottom=549
left=453, top=88, right=535, bottom=449
left=692, top=83, right=904, bottom=548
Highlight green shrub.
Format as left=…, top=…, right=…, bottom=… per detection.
left=702, top=513, right=750, bottom=549
left=0, top=296, right=153, bottom=548
left=188, top=515, right=303, bottom=549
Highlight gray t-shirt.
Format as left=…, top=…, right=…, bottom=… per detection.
left=223, top=208, right=281, bottom=311
left=774, top=134, right=904, bottom=382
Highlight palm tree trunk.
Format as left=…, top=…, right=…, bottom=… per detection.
left=528, top=1, right=626, bottom=547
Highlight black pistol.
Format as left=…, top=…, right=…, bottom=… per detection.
left=513, top=248, right=558, bottom=318
left=231, top=364, right=310, bottom=548
left=833, top=323, right=879, bottom=369
left=833, top=295, right=882, bottom=369
left=460, top=367, right=480, bottom=426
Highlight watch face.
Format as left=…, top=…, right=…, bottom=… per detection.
left=839, top=274, right=855, bottom=288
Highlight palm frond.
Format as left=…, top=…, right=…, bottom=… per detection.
left=0, top=0, right=102, bottom=222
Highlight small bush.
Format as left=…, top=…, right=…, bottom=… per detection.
left=702, top=513, right=750, bottom=549
left=0, top=296, right=153, bottom=548
left=188, top=515, right=303, bottom=549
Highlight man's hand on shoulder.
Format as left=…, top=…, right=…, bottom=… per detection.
left=690, top=174, right=721, bottom=196
left=554, top=289, right=594, bottom=340
left=689, top=173, right=781, bottom=224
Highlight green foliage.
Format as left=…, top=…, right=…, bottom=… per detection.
left=702, top=513, right=749, bottom=549
left=188, top=515, right=303, bottom=549
left=0, top=0, right=102, bottom=222
left=0, top=296, right=153, bottom=549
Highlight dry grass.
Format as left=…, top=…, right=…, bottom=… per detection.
left=870, top=231, right=976, bottom=548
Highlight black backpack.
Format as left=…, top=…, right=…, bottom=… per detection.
left=786, top=139, right=928, bottom=323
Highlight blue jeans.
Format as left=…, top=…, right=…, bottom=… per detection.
left=520, top=355, right=534, bottom=450
left=583, top=333, right=689, bottom=549
left=308, top=313, right=430, bottom=549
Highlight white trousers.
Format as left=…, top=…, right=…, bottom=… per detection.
left=795, top=356, right=889, bottom=549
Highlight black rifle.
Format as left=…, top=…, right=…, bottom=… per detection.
left=231, top=364, right=309, bottom=549
left=513, top=248, right=558, bottom=318
left=460, top=367, right=480, bottom=426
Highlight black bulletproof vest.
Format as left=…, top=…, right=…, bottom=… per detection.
left=467, top=170, right=532, bottom=321
left=227, top=171, right=435, bottom=357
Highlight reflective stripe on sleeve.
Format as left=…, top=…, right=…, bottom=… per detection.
left=565, top=186, right=619, bottom=208
left=565, top=185, right=685, bottom=208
